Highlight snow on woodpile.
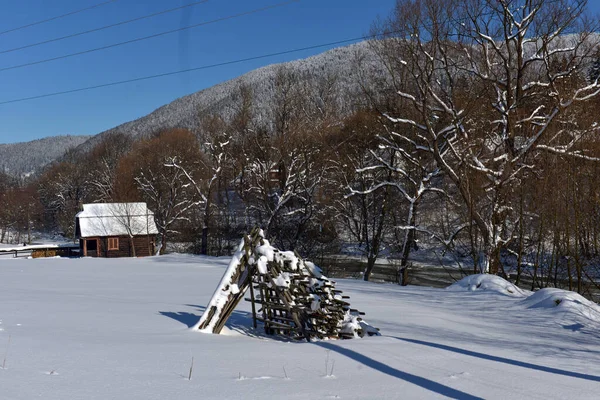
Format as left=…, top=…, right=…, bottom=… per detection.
left=195, top=228, right=379, bottom=340
left=448, top=274, right=529, bottom=297
left=520, top=288, right=600, bottom=323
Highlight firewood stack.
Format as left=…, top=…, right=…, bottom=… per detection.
left=195, top=228, right=379, bottom=341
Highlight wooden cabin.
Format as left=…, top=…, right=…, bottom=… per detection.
left=75, top=203, right=158, bottom=257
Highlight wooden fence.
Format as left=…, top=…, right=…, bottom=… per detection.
left=0, top=245, right=79, bottom=259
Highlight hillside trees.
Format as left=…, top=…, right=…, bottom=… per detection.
left=0, top=172, right=13, bottom=242
left=205, top=83, right=256, bottom=254
left=115, top=129, right=207, bottom=254
left=165, top=128, right=229, bottom=255
left=374, top=0, right=600, bottom=275
left=0, top=185, right=39, bottom=244
left=233, top=68, right=339, bottom=254
left=329, top=111, right=395, bottom=281
left=38, top=156, right=91, bottom=237
left=86, top=132, right=133, bottom=202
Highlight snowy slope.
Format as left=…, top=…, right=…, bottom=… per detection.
left=1, top=255, right=599, bottom=399
left=0, top=135, right=91, bottom=178
left=74, top=40, right=388, bottom=153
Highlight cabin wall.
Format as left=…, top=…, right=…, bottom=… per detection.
left=80, top=236, right=156, bottom=258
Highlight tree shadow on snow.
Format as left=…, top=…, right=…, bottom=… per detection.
left=160, top=304, right=280, bottom=340
left=562, top=323, right=585, bottom=332
left=159, top=311, right=199, bottom=328
left=390, top=337, right=600, bottom=383
left=314, top=341, right=483, bottom=400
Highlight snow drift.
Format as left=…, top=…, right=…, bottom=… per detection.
left=520, top=288, right=600, bottom=323
left=448, top=274, right=529, bottom=297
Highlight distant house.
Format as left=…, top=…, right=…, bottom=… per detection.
left=75, top=203, right=158, bottom=257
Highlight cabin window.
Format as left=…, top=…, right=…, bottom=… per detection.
left=108, top=238, right=119, bottom=251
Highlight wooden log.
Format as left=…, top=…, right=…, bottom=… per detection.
left=255, top=318, right=295, bottom=330
left=249, top=273, right=258, bottom=329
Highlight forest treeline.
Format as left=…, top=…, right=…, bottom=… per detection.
left=2, top=0, right=600, bottom=298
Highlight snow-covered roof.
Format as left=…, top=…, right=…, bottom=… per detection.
left=76, top=203, right=159, bottom=238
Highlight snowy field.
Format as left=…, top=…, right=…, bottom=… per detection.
left=1, top=255, right=600, bottom=399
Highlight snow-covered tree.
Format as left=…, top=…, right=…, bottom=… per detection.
left=239, top=128, right=328, bottom=251
left=164, top=130, right=229, bottom=255
left=116, top=129, right=205, bottom=254
left=375, top=0, right=600, bottom=275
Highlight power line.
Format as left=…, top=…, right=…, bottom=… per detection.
left=0, top=0, right=210, bottom=55
left=0, top=0, right=119, bottom=36
left=0, top=35, right=366, bottom=106
left=0, top=0, right=297, bottom=73
left=0, top=0, right=589, bottom=106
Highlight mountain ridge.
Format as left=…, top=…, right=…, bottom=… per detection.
left=0, top=135, right=92, bottom=179
left=72, top=40, right=387, bottom=152
left=2, top=40, right=387, bottom=174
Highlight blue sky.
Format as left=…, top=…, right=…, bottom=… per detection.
left=0, top=0, right=396, bottom=143
left=0, top=0, right=599, bottom=144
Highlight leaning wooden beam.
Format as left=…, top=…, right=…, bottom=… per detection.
left=193, top=228, right=262, bottom=333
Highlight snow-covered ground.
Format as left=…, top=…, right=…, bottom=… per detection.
left=1, top=254, right=599, bottom=399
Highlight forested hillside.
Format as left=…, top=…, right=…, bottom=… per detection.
left=74, top=41, right=390, bottom=153
left=0, top=135, right=91, bottom=179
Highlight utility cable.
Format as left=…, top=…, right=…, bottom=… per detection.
left=0, top=0, right=298, bottom=73
left=0, top=0, right=210, bottom=55
left=0, top=35, right=364, bottom=105
left=0, top=0, right=119, bottom=36
left=0, top=0, right=590, bottom=105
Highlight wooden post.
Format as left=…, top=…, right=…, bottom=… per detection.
left=401, top=265, right=409, bottom=286
left=249, top=273, right=258, bottom=329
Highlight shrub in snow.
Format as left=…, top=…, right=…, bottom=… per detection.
left=520, top=288, right=600, bottom=323
left=448, top=274, right=529, bottom=298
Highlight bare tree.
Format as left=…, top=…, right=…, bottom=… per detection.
left=376, top=0, right=600, bottom=274
left=116, top=129, right=204, bottom=254
left=86, top=133, right=133, bottom=202
left=329, top=111, right=394, bottom=281
left=164, top=132, right=229, bottom=255
left=37, top=161, right=90, bottom=238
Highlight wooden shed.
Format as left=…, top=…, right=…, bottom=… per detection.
left=75, top=203, right=158, bottom=257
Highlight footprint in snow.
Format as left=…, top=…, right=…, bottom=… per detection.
left=44, top=370, right=59, bottom=376
left=449, top=371, right=471, bottom=379
left=237, top=375, right=273, bottom=381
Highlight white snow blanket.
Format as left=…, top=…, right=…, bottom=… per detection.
left=1, top=256, right=599, bottom=399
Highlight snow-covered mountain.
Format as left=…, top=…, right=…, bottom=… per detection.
left=75, top=40, right=388, bottom=152
left=2, top=41, right=385, bottom=172
left=0, top=135, right=92, bottom=179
